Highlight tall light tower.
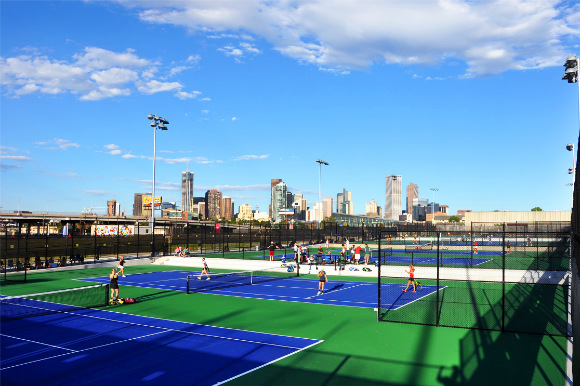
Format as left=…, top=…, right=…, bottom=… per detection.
left=567, top=143, right=576, bottom=185
left=147, top=114, right=169, bottom=256
left=316, top=159, right=329, bottom=225
left=563, top=56, right=579, bottom=188
left=430, top=188, right=439, bottom=223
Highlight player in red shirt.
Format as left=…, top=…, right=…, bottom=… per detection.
left=403, top=264, right=416, bottom=293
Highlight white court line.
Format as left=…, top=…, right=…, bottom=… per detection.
left=1, top=330, right=170, bottom=371
left=0, top=334, right=78, bottom=352
left=214, top=339, right=323, bottom=386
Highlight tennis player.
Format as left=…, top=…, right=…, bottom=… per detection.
left=403, top=264, right=416, bottom=293
left=473, top=241, right=478, bottom=254
left=109, top=268, right=120, bottom=300
left=317, top=268, right=328, bottom=295
left=268, top=241, right=279, bottom=262
left=116, top=256, right=126, bottom=277
left=354, top=245, right=362, bottom=265
left=364, top=244, right=371, bottom=265
left=198, top=258, right=210, bottom=280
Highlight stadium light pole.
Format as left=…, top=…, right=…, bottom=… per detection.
left=567, top=143, right=576, bottom=185
left=562, top=55, right=579, bottom=132
left=147, top=114, right=169, bottom=256
left=316, top=159, right=329, bottom=225
left=430, top=188, right=439, bottom=224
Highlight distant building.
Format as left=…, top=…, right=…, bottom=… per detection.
left=205, top=189, right=222, bottom=219
left=457, top=210, right=472, bottom=216
left=385, top=175, right=402, bottom=220
left=133, top=193, right=145, bottom=216
left=221, top=196, right=233, bottom=220
left=337, top=188, right=353, bottom=214
left=272, top=181, right=288, bottom=223
left=365, top=200, right=379, bottom=216
left=238, top=203, right=253, bottom=221
left=181, top=170, right=194, bottom=213
left=322, top=197, right=333, bottom=220
left=197, top=202, right=206, bottom=219
left=270, top=178, right=282, bottom=219
left=107, top=200, right=119, bottom=216
left=406, top=183, right=418, bottom=217
left=439, top=205, right=449, bottom=214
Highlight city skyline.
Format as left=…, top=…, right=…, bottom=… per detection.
left=1, top=1, right=579, bottom=216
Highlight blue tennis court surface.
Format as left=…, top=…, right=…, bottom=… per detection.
left=79, top=270, right=440, bottom=309
left=1, top=306, right=321, bottom=386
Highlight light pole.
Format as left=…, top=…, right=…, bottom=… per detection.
left=562, top=55, right=579, bottom=133
left=147, top=114, right=169, bottom=256
left=316, top=159, right=329, bottom=225
left=567, top=143, right=575, bottom=185
left=430, top=188, right=439, bottom=224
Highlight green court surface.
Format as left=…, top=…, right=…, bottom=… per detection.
left=1, top=264, right=569, bottom=386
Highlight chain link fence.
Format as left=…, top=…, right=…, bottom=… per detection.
left=378, top=227, right=570, bottom=337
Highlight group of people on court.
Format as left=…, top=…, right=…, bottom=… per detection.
left=338, top=244, right=372, bottom=265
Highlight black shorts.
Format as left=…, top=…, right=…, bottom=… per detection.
left=110, top=283, right=119, bottom=289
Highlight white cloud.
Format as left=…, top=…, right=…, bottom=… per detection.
left=0, top=46, right=203, bottom=100
left=233, top=154, right=270, bottom=161
left=231, top=116, right=238, bottom=121
left=104, top=144, right=119, bottom=150
left=128, top=0, right=580, bottom=76
left=201, top=109, right=209, bottom=114
left=0, top=155, right=32, bottom=161
left=122, top=153, right=137, bottom=159
left=175, top=90, right=201, bottom=99
left=201, top=97, right=211, bottom=101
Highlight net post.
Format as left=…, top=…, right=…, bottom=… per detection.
left=106, top=283, right=110, bottom=305
left=186, top=275, right=190, bottom=294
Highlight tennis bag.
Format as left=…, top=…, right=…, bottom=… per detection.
left=124, top=297, right=137, bottom=304
left=287, top=264, right=294, bottom=272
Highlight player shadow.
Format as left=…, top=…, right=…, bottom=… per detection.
left=325, top=283, right=344, bottom=293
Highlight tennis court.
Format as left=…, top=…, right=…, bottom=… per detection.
left=1, top=302, right=320, bottom=386
left=78, top=269, right=440, bottom=309
left=0, top=264, right=570, bottom=386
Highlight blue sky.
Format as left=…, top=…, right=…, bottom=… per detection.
left=1, top=0, right=579, bottom=216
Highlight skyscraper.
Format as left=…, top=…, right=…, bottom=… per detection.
left=337, top=188, right=353, bottom=214
left=205, top=189, right=222, bottom=219
left=181, top=170, right=194, bottom=213
left=133, top=193, right=145, bottom=216
left=406, top=182, right=418, bottom=216
left=322, top=197, right=333, bottom=220
left=270, top=178, right=282, bottom=219
left=385, top=175, right=402, bottom=220
left=221, top=196, right=233, bottom=220
left=272, top=181, right=288, bottom=223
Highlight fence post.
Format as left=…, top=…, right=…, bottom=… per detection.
left=377, top=231, right=382, bottom=322
left=436, top=232, right=440, bottom=327
left=502, top=223, right=506, bottom=332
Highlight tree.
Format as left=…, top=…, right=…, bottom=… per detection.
left=531, top=207, right=543, bottom=211
left=448, top=216, right=461, bottom=223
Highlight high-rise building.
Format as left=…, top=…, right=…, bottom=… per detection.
left=221, top=196, right=233, bottom=220
left=197, top=202, right=206, bottom=219
left=270, top=178, right=282, bottom=219
left=238, top=203, right=253, bottom=220
left=181, top=170, right=194, bottom=213
left=365, top=200, right=379, bottom=216
left=385, top=175, right=402, bottom=220
left=133, top=193, right=145, bottom=216
left=337, top=188, right=353, bottom=214
left=107, top=200, right=117, bottom=216
left=322, top=198, right=333, bottom=220
left=406, top=183, right=418, bottom=216
left=205, top=189, right=222, bottom=219
left=272, top=181, right=288, bottom=223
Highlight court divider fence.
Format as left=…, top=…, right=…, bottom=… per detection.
left=377, top=226, right=571, bottom=337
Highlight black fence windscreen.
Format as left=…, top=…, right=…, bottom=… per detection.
left=377, top=228, right=570, bottom=337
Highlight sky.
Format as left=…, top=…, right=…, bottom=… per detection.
left=1, top=0, right=579, bottom=217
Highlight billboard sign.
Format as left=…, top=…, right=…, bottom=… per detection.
left=143, top=196, right=162, bottom=208
left=279, top=209, right=295, bottom=215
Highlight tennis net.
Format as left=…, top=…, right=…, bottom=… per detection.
left=404, top=243, right=434, bottom=252
left=0, top=284, right=110, bottom=322
left=186, top=267, right=298, bottom=294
